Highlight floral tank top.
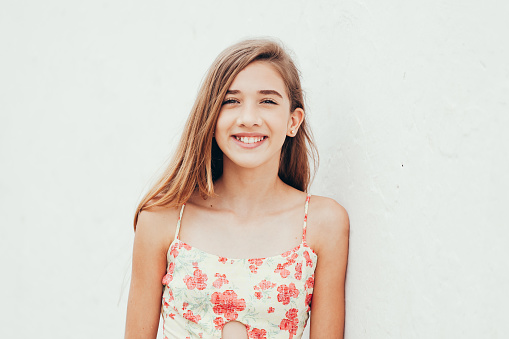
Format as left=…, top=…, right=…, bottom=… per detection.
left=161, top=195, right=317, bottom=339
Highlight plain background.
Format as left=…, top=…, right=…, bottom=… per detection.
left=1, top=1, right=508, bottom=338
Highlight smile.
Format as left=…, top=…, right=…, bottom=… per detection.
left=235, top=136, right=266, bottom=144
left=231, top=135, right=267, bottom=148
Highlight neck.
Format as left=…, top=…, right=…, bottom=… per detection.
left=212, top=158, right=287, bottom=213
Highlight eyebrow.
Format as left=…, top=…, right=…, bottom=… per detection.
left=226, top=89, right=283, bottom=99
left=259, top=90, right=283, bottom=98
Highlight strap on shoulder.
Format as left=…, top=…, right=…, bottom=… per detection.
left=174, top=203, right=186, bottom=240
left=302, top=195, right=311, bottom=243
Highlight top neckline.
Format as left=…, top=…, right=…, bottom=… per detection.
left=170, top=237, right=318, bottom=262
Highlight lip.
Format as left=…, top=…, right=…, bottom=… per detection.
left=231, top=135, right=267, bottom=148
left=232, top=132, right=267, bottom=137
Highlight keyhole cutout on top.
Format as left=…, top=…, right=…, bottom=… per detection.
left=221, top=320, right=248, bottom=339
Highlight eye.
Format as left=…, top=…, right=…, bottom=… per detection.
left=261, top=99, right=277, bottom=105
left=222, top=98, right=239, bottom=105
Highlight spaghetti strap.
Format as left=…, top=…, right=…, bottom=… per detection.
left=174, top=203, right=186, bottom=240
left=302, top=194, right=311, bottom=244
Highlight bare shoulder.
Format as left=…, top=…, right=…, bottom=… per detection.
left=308, top=195, right=349, bottom=230
left=135, top=204, right=182, bottom=253
left=306, top=195, right=349, bottom=255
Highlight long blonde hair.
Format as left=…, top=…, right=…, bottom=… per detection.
left=134, top=38, right=318, bottom=228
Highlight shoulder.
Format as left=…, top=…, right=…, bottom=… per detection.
left=136, top=204, right=182, bottom=230
left=307, top=195, right=349, bottom=231
left=135, top=204, right=183, bottom=252
left=306, top=195, right=349, bottom=256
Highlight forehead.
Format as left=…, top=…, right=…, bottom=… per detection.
left=229, top=61, right=287, bottom=96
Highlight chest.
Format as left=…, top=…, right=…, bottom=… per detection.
left=161, top=239, right=317, bottom=337
left=178, top=210, right=306, bottom=260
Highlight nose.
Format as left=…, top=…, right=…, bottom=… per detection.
left=236, top=102, right=262, bottom=127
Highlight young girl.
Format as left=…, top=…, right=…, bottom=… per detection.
left=125, top=39, right=349, bottom=339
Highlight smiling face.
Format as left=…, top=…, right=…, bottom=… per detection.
left=214, top=61, right=303, bottom=172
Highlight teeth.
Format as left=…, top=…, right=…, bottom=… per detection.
left=235, top=136, right=264, bottom=144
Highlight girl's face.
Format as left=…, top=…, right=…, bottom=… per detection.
left=214, top=61, right=303, bottom=171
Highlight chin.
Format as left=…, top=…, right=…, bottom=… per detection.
left=230, top=160, right=269, bottom=170
left=224, top=155, right=278, bottom=171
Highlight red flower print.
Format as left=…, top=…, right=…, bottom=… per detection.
left=183, top=266, right=208, bottom=290
left=267, top=307, right=275, bottom=313
left=168, top=313, right=175, bottom=319
left=218, top=257, right=228, bottom=264
left=178, top=241, right=192, bottom=251
left=274, top=264, right=290, bottom=279
left=282, top=250, right=298, bottom=261
left=162, top=273, right=172, bottom=285
left=183, top=310, right=201, bottom=323
left=169, top=245, right=179, bottom=258
left=305, top=275, right=314, bottom=289
left=254, top=279, right=276, bottom=291
left=213, top=316, right=226, bottom=330
left=248, top=258, right=264, bottom=273
left=254, top=291, right=262, bottom=299
left=211, top=290, right=246, bottom=321
left=182, top=302, right=188, bottom=310
left=305, top=293, right=313, bottom=311
left=275, top=252, right=299, bottom=278
left=249, top=259, right=264, bottom=266
left=279, top=308, right=299, bottom=339
left=294, top=263, right=302, bottom=280
left=213, top=273, right=229, bottom=289
left=248, top=328, right=267, bottom=339
left=282, top=249, right=293, bottom=257
left=162, top=262, right=176, bottom=285
left=163, top=290, right=174, bottom=305
left=303, top=251, right=313, bottom=267
left=277, top=283, right=299, bottom=305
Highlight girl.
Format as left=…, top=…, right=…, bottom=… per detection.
left=125, top=39, right=349, bottom=339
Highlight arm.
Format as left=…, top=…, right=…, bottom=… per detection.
left=308, top=198, right=350, bottom=339
left=125, top=209, right=175, bottom=339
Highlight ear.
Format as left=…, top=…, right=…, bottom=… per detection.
left=287, top=108, right=305, bottom=137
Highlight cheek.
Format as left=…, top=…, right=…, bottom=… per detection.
left=214, top=112, right=232, bottom=152
left=214, top=112, right=228, bottom=135
left=268, top=114, right=292, bottom=132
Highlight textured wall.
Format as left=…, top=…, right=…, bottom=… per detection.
left=1, top=1, right=508, bottom=338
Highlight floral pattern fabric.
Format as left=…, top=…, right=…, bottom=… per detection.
left=161, top=195, right=317, bottom=339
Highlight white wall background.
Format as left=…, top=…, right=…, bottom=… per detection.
left=1, top=1, right=508, bottom=338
